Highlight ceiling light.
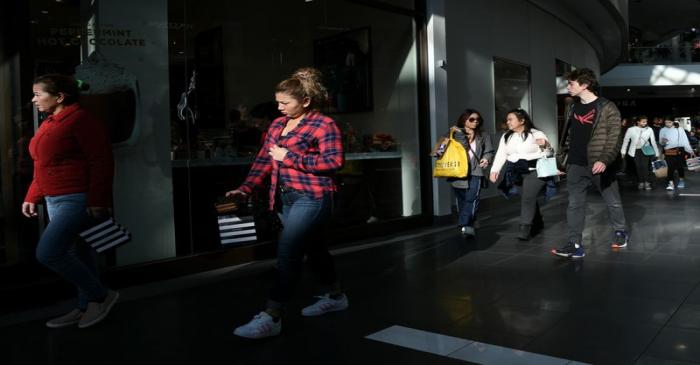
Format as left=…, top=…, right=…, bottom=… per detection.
left=41, top=10, right=49, bottom=14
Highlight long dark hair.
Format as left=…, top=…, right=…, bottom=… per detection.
left=454, top=108, right=484, bottom=136
left=503, top=108, right=537, bottom=142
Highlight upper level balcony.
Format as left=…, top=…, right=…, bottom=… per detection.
left=626, top=44, right=700, bottom=65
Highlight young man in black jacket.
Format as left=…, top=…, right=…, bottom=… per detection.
left=553, top=68, right=629, bottom=259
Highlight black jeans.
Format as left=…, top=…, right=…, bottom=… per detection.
left=633, top=150, right=652, bottom=184
left=665, top=153, right=685, bottom=182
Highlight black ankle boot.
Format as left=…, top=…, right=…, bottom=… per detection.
left=531, top=217, right=544, bottom=234
left=518, top=224, right=531, bottom=240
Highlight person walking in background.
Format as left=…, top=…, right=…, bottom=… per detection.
left=620, top=115, right=660, bottom=190
left=553, top=68, right=628, bottom=259
left=688, top=128, right=699, bottom=154
left=227, top=67, right=348, bottom=339
left=659, top=118, right=695, bottom=190
left=446, top=109, right=494, bottom=237
left=24, top=74, right=118, bottom=329
left=489, top=108, right=550, bottom=241
left=651, top=116, right=664, bottom=141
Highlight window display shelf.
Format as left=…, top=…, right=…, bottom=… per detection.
left=171, top=151, right=401, bottom=168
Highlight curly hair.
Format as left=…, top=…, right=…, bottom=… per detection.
left=275, top=67, right=328, bottom=110
left=564, top=68, right=599, bottom=94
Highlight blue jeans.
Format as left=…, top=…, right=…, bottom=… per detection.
left=453, top=176, right=482, bottom=227
left=36, top=193, right=107, bottom=310
left=267, top=190, right=337, bottom=309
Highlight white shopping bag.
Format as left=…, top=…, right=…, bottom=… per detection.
left=79, top=218, right=131, bottom=253
left=218, top=214, right=257, bottom=246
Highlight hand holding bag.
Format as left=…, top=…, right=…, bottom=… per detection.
left=215, top=198, right=257, bottom=246
left=433, top=130, right=469, bottom=178
left=536, top=146, right=558, bottom=178
left=686, top=156, right=700, bottom=171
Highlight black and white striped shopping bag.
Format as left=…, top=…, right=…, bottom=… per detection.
left=79, top=218, right=132, bottom=253
left=218, top=214, right=257, bottom=246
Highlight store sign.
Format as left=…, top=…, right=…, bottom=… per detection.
left=35, top=25, right=146, bottom=48
left=87, top=25, right=146, bottom=47
left=35, top=26, right=82, bottom=47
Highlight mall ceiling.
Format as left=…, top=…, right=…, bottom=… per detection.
left=629, top=0, right=700, bottom=44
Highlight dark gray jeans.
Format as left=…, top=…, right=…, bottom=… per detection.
left=566, top=164, right=627, bottom=244
left=520, top=171, right=545, bottom=225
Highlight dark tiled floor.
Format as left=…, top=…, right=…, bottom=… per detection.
left=3, top=173, right=700, bottom=364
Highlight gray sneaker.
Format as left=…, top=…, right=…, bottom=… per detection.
left=46, top=309, right=84, bottom=329
left=78, top=290, right=119, bottom=329
left=301, top=294, right=349, bottom=316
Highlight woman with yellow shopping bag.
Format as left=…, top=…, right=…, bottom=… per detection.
left=433, top=109, right=494, bottom=237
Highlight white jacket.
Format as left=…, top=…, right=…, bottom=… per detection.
left=621, top=126, right=659, bottom=157
left=491, top=129, right=548, bottom=173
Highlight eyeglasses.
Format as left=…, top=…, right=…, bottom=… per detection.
left=467, top=117, right=480, bottom=122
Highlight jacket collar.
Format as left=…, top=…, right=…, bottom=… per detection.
left=45, top=103, right=80, bottom=123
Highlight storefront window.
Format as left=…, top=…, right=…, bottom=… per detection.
left=0, top=0, right=423, bottom=288
left=168, top=0, right=423, bottom=256
left=494, top=57, right=531, bottom=130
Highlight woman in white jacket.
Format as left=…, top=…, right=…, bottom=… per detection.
left=489, top=109, right=549, bottom=240
left=620, top=116, right=659, bottom=190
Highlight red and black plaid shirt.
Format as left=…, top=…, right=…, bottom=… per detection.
left=238, top=111, right=344, bottom=210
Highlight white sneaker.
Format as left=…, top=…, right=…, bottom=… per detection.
left=637, top=182, right=645, bottom=190
left=666, top=182, right=675, bottom=191
left=233, top=312, right=281, bottom=339
left=461, top=226, right=475, bottom=237
left=301, top=294, right=349, bottom=316
left=644, top=182, right=652, bottom=190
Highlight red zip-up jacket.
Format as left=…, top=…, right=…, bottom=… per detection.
left=24, top=103, right=114, bottom=207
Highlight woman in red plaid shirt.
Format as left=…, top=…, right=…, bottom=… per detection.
left=229, top=68, right=348, bottom=339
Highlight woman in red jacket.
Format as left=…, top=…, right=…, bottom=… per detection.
left=24, top=74, right=118, bottom=329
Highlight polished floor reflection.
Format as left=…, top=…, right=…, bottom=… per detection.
left=2, top=173, right=700, bottom=364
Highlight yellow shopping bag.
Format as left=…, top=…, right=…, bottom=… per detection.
left=432, top=130, right=468, bottom=178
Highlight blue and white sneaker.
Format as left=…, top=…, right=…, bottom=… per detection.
left=611, top=230, right=629, bottom=248
left=677, top=179, right=686, bottom=189
left=552, top=242, right=585, bottom=259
